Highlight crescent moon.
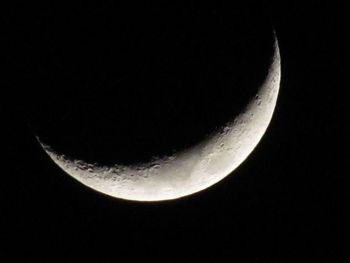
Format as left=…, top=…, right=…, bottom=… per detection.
left=37, top=33, right=281, bottom=202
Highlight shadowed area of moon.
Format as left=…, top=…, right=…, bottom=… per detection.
left=15, top=4, right=275, bottom=166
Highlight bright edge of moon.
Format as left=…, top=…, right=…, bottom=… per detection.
left=37, top=33, right=281, bottom=202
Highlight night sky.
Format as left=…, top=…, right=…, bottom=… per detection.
left=1, top=2, right=347, bottom=261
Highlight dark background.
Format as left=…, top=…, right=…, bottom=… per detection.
left=0, top=1, right=347, bottom=261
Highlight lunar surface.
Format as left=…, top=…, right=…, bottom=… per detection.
left=37, top=33, right=281, bottom=202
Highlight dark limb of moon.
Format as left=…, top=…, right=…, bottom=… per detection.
left=18, top=5, right=281, bottom=201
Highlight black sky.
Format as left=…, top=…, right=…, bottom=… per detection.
left=1, top=2, right=347, bottom=261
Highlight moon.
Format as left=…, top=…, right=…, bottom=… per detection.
left=37, top=32, right=281, bottom=202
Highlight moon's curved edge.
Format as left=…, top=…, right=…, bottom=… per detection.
left=37, top=33, right=281, bottom=202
